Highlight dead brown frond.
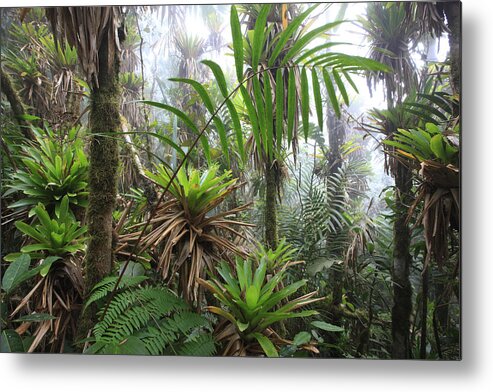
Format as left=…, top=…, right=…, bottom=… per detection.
left=119, top=165, right=253, bottom=304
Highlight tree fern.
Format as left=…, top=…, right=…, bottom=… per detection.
left=85, top=277, right=216, bottom=356
left=279, top=153, right=370, bottom=266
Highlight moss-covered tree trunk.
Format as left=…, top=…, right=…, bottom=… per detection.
left=264, top=160, right=278, bottom=250
left=0, top=67, right=35, bottom=140
left=79, top=22, right=123, bottom=335
left=391, top=162, right=413, bottom=359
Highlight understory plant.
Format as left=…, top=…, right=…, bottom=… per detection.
left=7, top=195, right=87, bottom=261
left=120, top=164, right=252, bottom=304
left=2, top=195, right=86, bottom=352
left=198, top=256, right=323, bottom=357
left=83, top=276, right=216, bottom=356
left=4, top=126, right=88, bottom=216
left=1, top=250, right=84, bottom=352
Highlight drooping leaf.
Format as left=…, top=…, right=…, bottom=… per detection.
left=252, top=75, right=267, bottom=150
left=282, top=21, right=344, bottom=66
left=201, top=60, right=228, bottom=96
left=202, top=60, right=245, bottom=164
left=231, top=6, right=244, bottom=81
left=311, top=69, right=324, bottom=133
left=251, top=5, right=271, bottom=69
left=287, top=67, right=296, bottom=146
left=268, top=4, right=319, bottom=66
left=332, top=69, right=349, bottom=105
left=264, top=74, right=274, bottom=160
left=300, top=67, right=310, bottom=141
left=240, top=85, right=261, bottom=161
left=323, top=69, right=340, bottom=117
left=275, top=68, right=284, bottom=150
left=142, top=100, right=211, bottom=163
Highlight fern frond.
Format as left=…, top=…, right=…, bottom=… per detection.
left=86, top=281, right=215, bottom=356
left=177, top=333, right=216, bottom=357
left=84, top=275, right=148, bottom=311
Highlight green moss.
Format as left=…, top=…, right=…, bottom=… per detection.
left=80, top=29, right=124, bottom=340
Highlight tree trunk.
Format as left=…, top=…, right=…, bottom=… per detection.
left=420, top=265, right=429, bottom=359
left=391, top=162, right=413, bottom=359
left=264, top=160, right=278, bottom=250
left=0, top=67, right=35, bottom=140
left=79, top=22, right=123, bottom=335
left=327, top=109, right=346, bottom=310
left=443, top=2, right=461, bottom=99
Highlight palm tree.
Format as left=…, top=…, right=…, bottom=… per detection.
left=153, top=4, right=388, bottom=251
left=45, top=7, right=125, bottom=332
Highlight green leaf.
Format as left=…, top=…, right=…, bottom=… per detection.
left=251, top=5, right=271, bottom=69
left=231, top=6, right=244, bottom=81
left=227, top=99, right=245, bottom=165
left=253, top=333, right=279, bottom=357
left=8, top=256, right=60, bottom=294
left=252, top=75, right=267, bottom=150
left=300, top=67, right=310, bottom=141
left=237, top=321, right=249, bottom=332
left=292, top=331, right=311, bottom=346
left=33, top=203, right=53, bottom=231
left=264, top=74, right=274, bottom=160
left=122, top=131, right=185, bottom=158
left=18, top=114, right=40, bottom=122
left=201, top=60, right=228, bottom=96
left=281, top=21, right=344, bottom=66
left=311, top=69, right=324, bottom=133
left=275, top=68, right=284, bottom=149
left=245, top=285, right=260, bottom=309
left=142, top=101, right=198, bottom=134
left=296, top=42, right=348, bottom=64
left=3, top=253, right=22, bottom=262
left=425, top=122, right=440, bottom=134
left=332, top=69, right=349, bottom=105
left=141, top=100, right=210, bottom=163
left=252, top=260, right=267, bottom=292
left=201, top=60, right=245, bottom=165
left=39, top=256, right=60, bottom=277
left=240, top=85, right=261, bottom=162
left=430, top=134, right=448, bottom=162
left=323, top=69, right=340, bottom=118
left=311, top=320, right=344, bottom=332
left=268, top=4, right=319, bottom=66
left=2, top=254, right=31, bottom=294
left=14, top=221, right=44, bottom=243
left=214, top=117, right=230, bottom=166
left=169, top=78, right=215, bottom=113
left=13, top=313, right=57, bottom=322
left=0, top=330, right=24, bottom=353
left=20, top=243, right=51, bottom=253
left=287, top=67, right=296, bottom=146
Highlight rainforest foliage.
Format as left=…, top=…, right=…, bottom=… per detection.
left=0, top=3, right=460, bottom=359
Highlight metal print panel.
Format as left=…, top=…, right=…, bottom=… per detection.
left=0, top=1, right=461, bottom=359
